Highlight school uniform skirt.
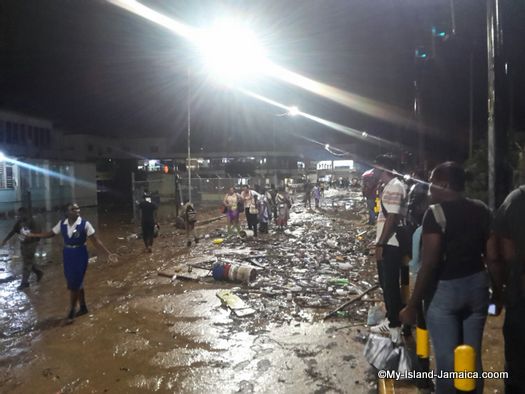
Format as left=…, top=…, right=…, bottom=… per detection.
left=63, top=245, right=89, bottom=290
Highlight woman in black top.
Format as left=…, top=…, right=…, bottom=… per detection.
left=400, top=162, right=491, bottom=394
left=138, top=193, right=157, bottom=253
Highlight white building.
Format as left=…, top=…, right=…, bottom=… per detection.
left=0, top=110, right=97, bottom=215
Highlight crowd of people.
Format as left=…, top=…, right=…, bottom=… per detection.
left=365, top=154, right=524, bottom=393
left=2, top=160, right=524, bottom=391
left=223, top=184, right=293, bottom=237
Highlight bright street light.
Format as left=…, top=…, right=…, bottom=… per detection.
left=288, top=106, right=300, bottom=116
left=197, top=19, right=268, bottom=82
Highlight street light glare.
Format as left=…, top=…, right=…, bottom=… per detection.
left=288, top=106, right=300, bottom=116
left=197, top=19, right=268, bottom=82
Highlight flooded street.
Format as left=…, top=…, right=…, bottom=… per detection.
left=0, top=191, right=504, bottom=393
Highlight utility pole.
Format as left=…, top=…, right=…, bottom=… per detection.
left=187, top=67, right=192, bottom=203
left=486, top=0, right=510, bottom=210
left=468, top=52, right=474, bottom=159
left=174, top=171, right=179, bottom=217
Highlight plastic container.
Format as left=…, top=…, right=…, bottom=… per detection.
left=239, top=230, right=254, bottom=238
left=212, top=262, right=256, bottom=283
left=212, top=264, right=225, bottom=280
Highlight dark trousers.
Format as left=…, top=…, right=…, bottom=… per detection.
left=366, top=198, right=376, bottom=224
left=142, top=222, right=155, bottom=246
left=504, top=301, right=525, bottom=393
left=244, top=208, right=258, bottom=236
left=21, top=243, right=39, bottom=278
left=376, top=245, right=403, bottom=327
left=259, top=222, right=268, bottom=234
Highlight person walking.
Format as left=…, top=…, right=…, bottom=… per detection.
left=223, top=187, right=242, bottom=237
left=371, top=154, right=407, bottom=344
left=241, top=185, right=260, bottom=237
left=1, top=207, right=43, bottom=290
left=304, top=181, right=313, bottom=209
left=486, top=186, right=525, bottom=393
left=138, top=192, right=158, bottom=253
left=275, top=187, right=292, bottom=231
left=28, top=203, right=117, bottom=324
left=312, top=184, right=321, bottom=209
left=266, top=184, right=277, bottom=223
left=257, top=191, right=272, bottom=234
left=400, top=162, right=491, bottom=393
left=182, top=199, right=198, bottom=247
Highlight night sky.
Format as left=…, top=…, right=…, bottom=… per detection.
left=0, top=0, right=524, bottom=160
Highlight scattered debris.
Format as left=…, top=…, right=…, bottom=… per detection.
left=162, top=189, right=380, bottom=324
left=212, top=262, right=257, bottom=283
left=0, top=272, right=15, bottom=284
left=216, top=289, right=256, bottom=317
left=157, top=266, right=210, bottom=281
left=324, top=285, right=380, bottom=320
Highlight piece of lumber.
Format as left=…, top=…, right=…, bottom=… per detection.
left=323, top=284, right=380, bottom=320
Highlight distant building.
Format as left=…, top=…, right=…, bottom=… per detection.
left=0, top=110, right=97, bottom=215
left=0, top=108, right=365, bottom=211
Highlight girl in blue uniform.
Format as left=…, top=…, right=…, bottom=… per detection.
left=30, top=203, right=117, bottom=324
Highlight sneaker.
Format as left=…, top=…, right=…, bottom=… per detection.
left=194, top=237, right=199, bottom=244
left=369, top=318, right=390, bottom=334
left=389, top=327, right=402, bottom=345
left=65, top=309, right=76, bottom=325
left=76, top=305, right=89, bottom=317
left=186, top=240, right=191, bottom=247
left=16, top=282, right=30, bottom=290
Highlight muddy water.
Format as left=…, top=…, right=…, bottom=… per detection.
left=0, top=196, right=377, bottom=393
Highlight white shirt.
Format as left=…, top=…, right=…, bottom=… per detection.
left=52, top=216, right=95, bottom=238
left=375, top=177, right=407, bottom=247
left=241, top=190, right=261, bottom=208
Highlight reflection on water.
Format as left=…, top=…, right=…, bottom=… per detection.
left=0, top=207, right=106, bottom=365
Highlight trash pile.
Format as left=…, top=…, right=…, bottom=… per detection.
left=162, top=189, right=381, bottom=326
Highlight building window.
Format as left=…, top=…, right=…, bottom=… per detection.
left=150, top=146, right=159, bottom=153
left=0, top=163, right=14, bottom=189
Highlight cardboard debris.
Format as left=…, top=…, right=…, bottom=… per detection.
left=216, top=289, right=256, bottom=317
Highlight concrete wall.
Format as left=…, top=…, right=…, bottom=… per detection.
left=0, top=159, right=97, bottom=216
